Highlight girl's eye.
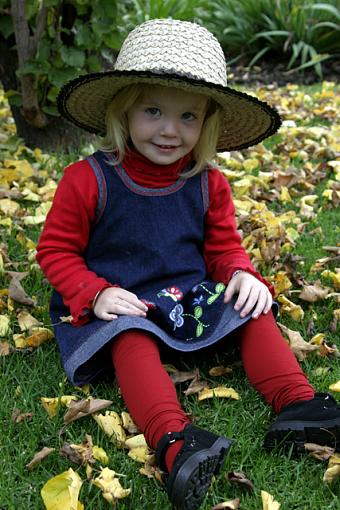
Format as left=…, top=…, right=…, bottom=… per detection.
left=182, top=112, right=196, bottom=121
left=146, top=107, right=160, bottom=117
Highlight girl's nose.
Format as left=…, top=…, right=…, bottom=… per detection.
left=160, top=116, right=178, bottom=136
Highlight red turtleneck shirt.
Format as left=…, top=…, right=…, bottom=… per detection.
left=36, top=150, right=273, bottom=325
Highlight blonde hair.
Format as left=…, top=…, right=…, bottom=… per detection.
left=101, top=84, right=223, bottom=177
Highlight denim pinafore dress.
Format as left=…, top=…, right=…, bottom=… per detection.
left=50, top=151, right=254, bottom=385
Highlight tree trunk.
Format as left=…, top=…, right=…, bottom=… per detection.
left=0, top=33, right=93, bottom=151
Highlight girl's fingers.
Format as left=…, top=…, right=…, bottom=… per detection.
left=233, top=281, right=252, bottom=311
left=115, top=290, right=148, bottom=312
left=100, top=312, right=118, bottom=321
left=250, top=288, right=268, bottom=319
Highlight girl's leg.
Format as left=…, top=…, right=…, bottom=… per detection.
left=111, top=329, right=189, bottom=471
left=238, top=312, right=314, bottom=413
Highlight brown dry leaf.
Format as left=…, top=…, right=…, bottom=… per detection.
left=261, top=490, right=281, bottom=510
left=64, top=398, right=112, bottom=424
left=0, top=340, right=11, bottom=355
left=6, top=271, right=36, bottom=306
left=198, top=386, right=240, bottom=401
left=170, top=368, right=200, bottom=384
left=299, top=280, right=329, bottom=302
left=209, top=366, right=233, bottom=377
left=17, top=310, right=41, bottom=331
left=183, top=378, right=208, bottom=396
left=26, top=446, right=55, bottom=470
left=225, top=471, right=255, bottom=492
left=323, top=453, right=340, bottom=484
left=278, top=323, right=319, bottom=361
left=11, top=407, right=33, bottom=423
left=60, top=435, right=94, bottom=466
left=212, top=499, right=240, bottom=510
left=304, top=443, right=335, bottom=461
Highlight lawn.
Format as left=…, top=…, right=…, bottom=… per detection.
left=0, top=81, right=339, bottom=509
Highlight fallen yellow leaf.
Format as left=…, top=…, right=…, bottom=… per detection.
left=261, top=490, right=281, bottom=510
left=323, top=454, right=340, bottom=484
left=0, top=314, right=10, bottom=336
left=41, top=396, right=77, bottom=418
left=92, top=467, right=131, bottom=503
left=17, top=310, right=41, bottom=331
left=41, top=468, right=84, bottom=510
left=198, top=386, right=240, bottom=401
left=128, top=445, right=151, bottom=463
left=93, top=411, right=126, bottom=446
left=93, top=445, right=109, bottom=465
left=329, top=381, right=340, bottom=392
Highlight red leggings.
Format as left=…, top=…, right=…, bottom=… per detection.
left=111, top=312, right=314, bottom=457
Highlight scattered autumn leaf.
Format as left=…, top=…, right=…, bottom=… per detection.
left=261, top=490, right=281, bottom=510
left=304, top=443, right=335, bottom=461
left=323, top=453, right=340, bottom=484
left=63, top=398, right=113, bottom=424
left=26, top=447, right=55, bottom=470
left=0, top=315, right=10, bottom=336
left=298, top=280, right=329, bottom=302
left=225, top=471, right=255, bottom=492
left=93, top=410, right=126, bottom=446
left=40, top=468, right=84, bottom=510
left=170, top=368, right=200, bottom=384
left=209, top=366, right=233, bottom=377
left=212, top=499, right=240, bottom=509
left=198, top=386, right=240, bottom=401
left=6, top=271, right=36, bottom=306
left=121, top=411, right=140, bottom=434
left=329, top=381, right=340, bottom=392
left=11, top=407, right=33, bottom=423
left=41, top=395, right=78, bottom=418
left=278, top=323, right=319, bottom=361
left=92, top=467, right=131, bottom=504
left=0, top=339, right=11, bottom=355
left=60, top=435, right=94, bottom=466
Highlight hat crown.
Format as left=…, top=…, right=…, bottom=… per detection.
left=114, top=19, right=227, bottom=87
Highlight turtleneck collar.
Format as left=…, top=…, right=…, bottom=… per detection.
left=121, top=147, right=193, bottom=188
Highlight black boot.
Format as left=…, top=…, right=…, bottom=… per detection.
left=264, top=392, right=340, bottom=455
left=155, top=424, right=233, bottom=510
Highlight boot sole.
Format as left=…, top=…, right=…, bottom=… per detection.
left=168, top=437, right=232, bottom=510
left=264, top=418, right=340, bottom=455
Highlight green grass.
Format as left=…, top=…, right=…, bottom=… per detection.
left=0, top=83, right=339, bottom=509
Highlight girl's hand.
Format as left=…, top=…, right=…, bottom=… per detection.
left=223, top=271, right=272, bottom=320
left=93, top=288, right=148, bottom=321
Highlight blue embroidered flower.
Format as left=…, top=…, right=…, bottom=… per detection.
left=169, top=304, right=184, bottom=329
left=192, top=295, right=204, bottom=306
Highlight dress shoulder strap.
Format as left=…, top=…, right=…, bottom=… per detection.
left=86, top=153, right=108, bottom=224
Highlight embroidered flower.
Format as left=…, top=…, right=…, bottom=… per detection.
left=157, top=286, right=183, bottom=302
left=169, top=304, right=184, bottom=329
left=192, top=295, right=204, bottom=306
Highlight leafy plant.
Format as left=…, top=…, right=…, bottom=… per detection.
left=199, top=0, right=340, bottom=77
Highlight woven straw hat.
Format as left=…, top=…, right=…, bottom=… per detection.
left=57, top=19, right=281, bottom=151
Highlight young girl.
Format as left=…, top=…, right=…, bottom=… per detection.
left=37, top=19, right=339, bottom=510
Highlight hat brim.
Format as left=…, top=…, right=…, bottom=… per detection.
left=57, top=70, right=281, bottom=152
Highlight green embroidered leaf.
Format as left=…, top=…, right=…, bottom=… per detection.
left=196, top=323, right=204, bottom=337
left=194, top=306, right=203, bottom=319
left=215, top=283, right=226, bottom=294
left=207, top=294, right=219, bottom=305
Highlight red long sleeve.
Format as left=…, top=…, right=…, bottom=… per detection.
left=37, top=158, right=273, bottom=326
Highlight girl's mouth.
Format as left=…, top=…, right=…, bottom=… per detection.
left=154, top=144, right=179, bottom=152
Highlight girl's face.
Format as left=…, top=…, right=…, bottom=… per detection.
left=127, top=86, right=207, bottom=165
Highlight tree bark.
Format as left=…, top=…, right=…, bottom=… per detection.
left=0, top=33, right=93, bottom=150
left=10, top=0, right=48, bottom=128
